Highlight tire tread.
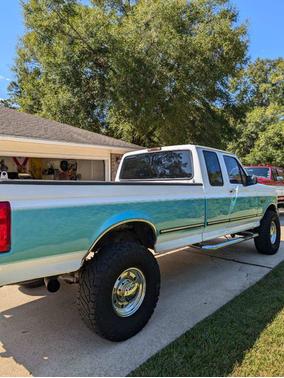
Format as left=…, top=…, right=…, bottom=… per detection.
left=254, top=210, right=280, bottom=255
left=78, top=242, right=160, bottom=341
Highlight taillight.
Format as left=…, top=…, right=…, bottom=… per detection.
left=0, top=202, right=11, bottom=253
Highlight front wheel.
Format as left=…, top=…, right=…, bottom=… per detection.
left=78, top=242, right=160, bottom=341
left=254, top=210, right=281, bottom=255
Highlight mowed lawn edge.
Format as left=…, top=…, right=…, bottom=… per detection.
left=130, top=261, right=284, bottom=377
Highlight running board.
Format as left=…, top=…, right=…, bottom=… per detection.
left=192, top=232, right=258, bottom=251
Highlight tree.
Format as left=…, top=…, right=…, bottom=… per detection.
left=228, top=58, right=284, bottom=163
left=106, top=0, right=247, bottom=146
left=246, top=121, right=284, bottom=166
left=9, top=0, right=113, bottom=132
left=232, top=58, right=284, bottom=109
left=229, top=104, right=283, bottom=160
left=0, top=99, right=14, bottom=108
left=9, top=0, right=247, bottom=146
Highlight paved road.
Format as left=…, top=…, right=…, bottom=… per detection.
left=1, top=214, right=283, bottom=377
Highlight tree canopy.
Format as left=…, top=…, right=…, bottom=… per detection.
left=229, top=58, right=284, bottom=164
left=7, top=1, right=283, bottom=166
left=9, top=0, right=247, bottom=147
left=246, top=121, right=284, bottom=166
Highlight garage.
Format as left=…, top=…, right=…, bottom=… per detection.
left=0, top=107, right=139, bottom=181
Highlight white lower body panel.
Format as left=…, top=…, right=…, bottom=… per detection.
left=0, top=251, right=85, bottom=287
left=155, top=219, right=260, bottom=254
left=202, top=220, right=260, bottom=242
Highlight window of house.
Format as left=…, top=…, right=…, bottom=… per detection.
left=203, top=151, right=223, bottom=186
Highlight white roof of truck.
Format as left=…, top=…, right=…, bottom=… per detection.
left=123, top=144, right=234, bottom=157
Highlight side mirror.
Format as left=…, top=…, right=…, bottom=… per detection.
left=246, top=175, right=257, bottom=186
left=276, top=176, right=284, bottom=182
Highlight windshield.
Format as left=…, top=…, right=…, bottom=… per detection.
left=245, top=167, right=270, bottom=178
left=120, top=150, right=193, bottom=180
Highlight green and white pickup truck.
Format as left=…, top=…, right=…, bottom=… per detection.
left=0, top=144, right=281, bottom=341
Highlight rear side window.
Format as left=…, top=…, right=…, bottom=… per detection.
left=120, top=150, right=193, bottom=180
left=203, top=151, right=223, bottom=186
left=272, top=168, right=278, bottom=180
left=224, top=155, right=246, bottom=185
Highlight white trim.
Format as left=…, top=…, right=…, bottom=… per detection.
left=2, top=184, right=204, bottom=207
left=105, top=157, right=111, bottom=181
left=0, top=150, right=109, bottom=160
left=0, top=135, right=139, bottom=153
left=0, top=251, right=85, bottom=286
left=156, top=233, right=202, bottom=253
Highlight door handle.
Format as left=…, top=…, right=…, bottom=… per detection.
left=229, top=188, right=236, bottom=193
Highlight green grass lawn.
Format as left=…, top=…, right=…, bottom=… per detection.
left=131, top=262, right=284, bottom=377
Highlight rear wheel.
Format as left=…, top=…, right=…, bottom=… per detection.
left=254, top=210, right=280, bottom=255
left=78, top=242, right=160, bottom=341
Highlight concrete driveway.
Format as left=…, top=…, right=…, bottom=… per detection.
left=1, top=213, right=283, bottom=377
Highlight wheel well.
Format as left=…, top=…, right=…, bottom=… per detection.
left=91, top=221, right=157, bottom=253
left=266, top=204, right=277, bottom=214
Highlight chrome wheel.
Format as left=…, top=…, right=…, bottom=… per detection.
left=112, top=267, right=146, bottom=317
left=270, top=221, right=277, bottom=244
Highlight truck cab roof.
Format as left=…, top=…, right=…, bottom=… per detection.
left=122, top=144, right=235, bottom=158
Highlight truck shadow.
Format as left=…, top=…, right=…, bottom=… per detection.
left=0, top=237, right=283, bottom=376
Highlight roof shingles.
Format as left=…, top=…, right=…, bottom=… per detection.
left=0, top=108, right=139, bottom=149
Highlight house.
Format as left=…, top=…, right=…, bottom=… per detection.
left=0, top=108, right=140, bottom=181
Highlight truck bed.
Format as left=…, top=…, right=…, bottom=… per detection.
left=0, top=180, right=205, bottom=285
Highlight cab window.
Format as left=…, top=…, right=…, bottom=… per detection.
left=120, top=150, right=193, bottom=180
left=203, top=151, right=223, bottom=186
left=223, top=156, right=246, bottom=185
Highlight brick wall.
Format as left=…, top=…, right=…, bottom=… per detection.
left=111, top=153, right=123, bottom=181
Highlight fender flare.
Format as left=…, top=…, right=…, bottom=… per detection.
left=86, top=214, right=157, bottom=258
